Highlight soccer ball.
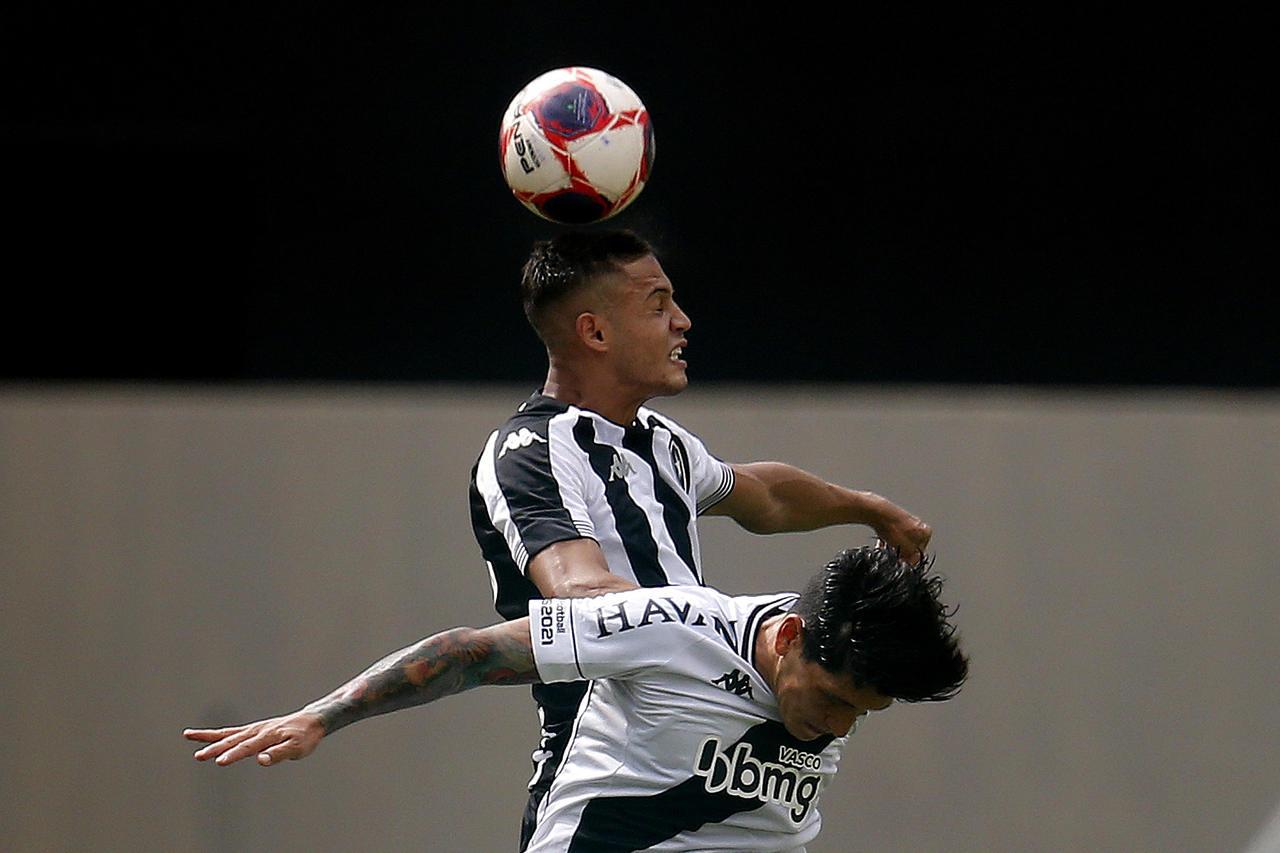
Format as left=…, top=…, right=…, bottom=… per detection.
left=500, top=67, right=655, bottom=224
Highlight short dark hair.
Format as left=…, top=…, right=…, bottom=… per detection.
left=791, top=546, right=968, bottom=703
left=520, top=230, right=654, bottom=342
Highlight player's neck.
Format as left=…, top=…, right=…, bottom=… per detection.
left=543, top=364, right=645, bottom=426
left=754, top=616, right=785, bottom=692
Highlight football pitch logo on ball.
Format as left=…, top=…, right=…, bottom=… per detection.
left=500, top=67, right=654, bottom=224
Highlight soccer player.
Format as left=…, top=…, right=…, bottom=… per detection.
left=470, top=230, right=936, bottom=845
left=185, top=546, right=968, bottom=851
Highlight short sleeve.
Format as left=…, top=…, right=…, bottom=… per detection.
left=475, top=420, right=598, bottom=572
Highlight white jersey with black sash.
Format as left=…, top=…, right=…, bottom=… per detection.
left=468, top=392, right=736, bottom=808
left=526, top=586, right=843, bottom=853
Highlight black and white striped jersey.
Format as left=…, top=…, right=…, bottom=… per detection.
left=468, top=391, right=737, bottom=807
left=526, top=586, right=843, bottom=852
left=469, top=391, right=735, bottom=621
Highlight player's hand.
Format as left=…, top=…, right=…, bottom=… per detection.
left=184, top=711, right=325, bottom=767
left=873, top=510, right=932, bottom=563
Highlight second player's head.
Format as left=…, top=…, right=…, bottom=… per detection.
left=521, top=231, right=692, bottom=402
left=769, top=546, right=968, bottom=740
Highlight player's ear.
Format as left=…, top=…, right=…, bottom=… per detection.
left=576, top=312, right=610, bottom=353
left=774, top=614, right=805, bottom=655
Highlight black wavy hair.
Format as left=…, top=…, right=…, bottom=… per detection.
left=791, top=546, right=968, bottom=702
left=520, top=230, right=654, bottom=343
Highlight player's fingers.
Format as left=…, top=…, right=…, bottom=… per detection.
left=214, top=729, right=286, bottom=766
left=876, top=536, right=906, bottom=558
left=194, top=738, right=240, bottom=762
left=879, top=538, right=925, bottom=566
left=910, top=520, right=932, bottom=549
left=210, top=742, right=256, bottom=766
left=194, top=726, right=261, bottom=761
left=184, top=726, right=244, bottom=743
left=257, top=738, right=301, bottom=766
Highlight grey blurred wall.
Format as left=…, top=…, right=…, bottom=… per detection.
left=2, top=386, right=1277, bottom=852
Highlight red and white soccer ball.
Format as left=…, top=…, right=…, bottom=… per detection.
left=500, top=67, right=654, bottom=224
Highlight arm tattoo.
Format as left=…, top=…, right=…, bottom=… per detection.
left=301, top=620, right=539, bottom=736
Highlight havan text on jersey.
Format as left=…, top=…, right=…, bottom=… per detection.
left=592, top=595, right=737, bottom=647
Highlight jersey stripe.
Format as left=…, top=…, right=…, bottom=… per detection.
left=535, top=681, right=598, bottom=836
left=568, top=598, right=586, bottom=680
left=571, top=417, right=668, bottom=587
left=495, top=421, right=582, bottom=565
left=527, top=681, right=591, bottom=791
left=645, top=411, right=735, bottom=517
left=622, top=426, right=699, bottom=583
left=696, top=463, right=735, bottom=515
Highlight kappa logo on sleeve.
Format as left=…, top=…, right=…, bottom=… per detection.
left=711, top=669, right=754, bottom=699
left=498, top=428, right=548, bottom=458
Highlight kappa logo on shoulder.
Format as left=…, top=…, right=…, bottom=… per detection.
left=498, top=428, right=548, bottom=458
left=712, top=668, right=755, bottom=699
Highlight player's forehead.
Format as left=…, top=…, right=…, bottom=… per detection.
left=613, top=254, right=672, bottom=297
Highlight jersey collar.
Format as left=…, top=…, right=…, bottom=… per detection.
left=739, top=593, right=800, bottom=689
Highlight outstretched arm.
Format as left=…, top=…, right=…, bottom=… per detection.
left=704, top=462, right=932, bottom=559
left=184, top=618, right=538, bottom=767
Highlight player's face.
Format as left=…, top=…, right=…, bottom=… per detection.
left=775, top=652, right=893, bottom=742
left=600, top=255, right=691, bottom=399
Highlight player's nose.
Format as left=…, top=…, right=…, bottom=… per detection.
left=671, top=300, right=691, bottom=332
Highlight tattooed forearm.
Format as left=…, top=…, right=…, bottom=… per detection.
left=301, top=619, right=539, bottom=736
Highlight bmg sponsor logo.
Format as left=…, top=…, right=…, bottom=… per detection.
left=692, top=737, right=822, bottom=822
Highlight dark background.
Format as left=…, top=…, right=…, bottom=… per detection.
left=3, top=7, right=1270, bottom=385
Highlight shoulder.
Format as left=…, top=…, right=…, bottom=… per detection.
left=499, top=393, right=575, bottom=434
left=482, top=395, right=583, bottom=458
left=638, top=407, right=720, bottom=460
left=730, top=592, right=800, bottom=656
left=637, top=405, right=686, bottom=434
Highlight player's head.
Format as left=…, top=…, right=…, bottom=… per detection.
left=521, top=230, right=653, bottom=340
left=770, top=546, right=968, bottom=740
left=521, top=231, right=692, bottom=398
